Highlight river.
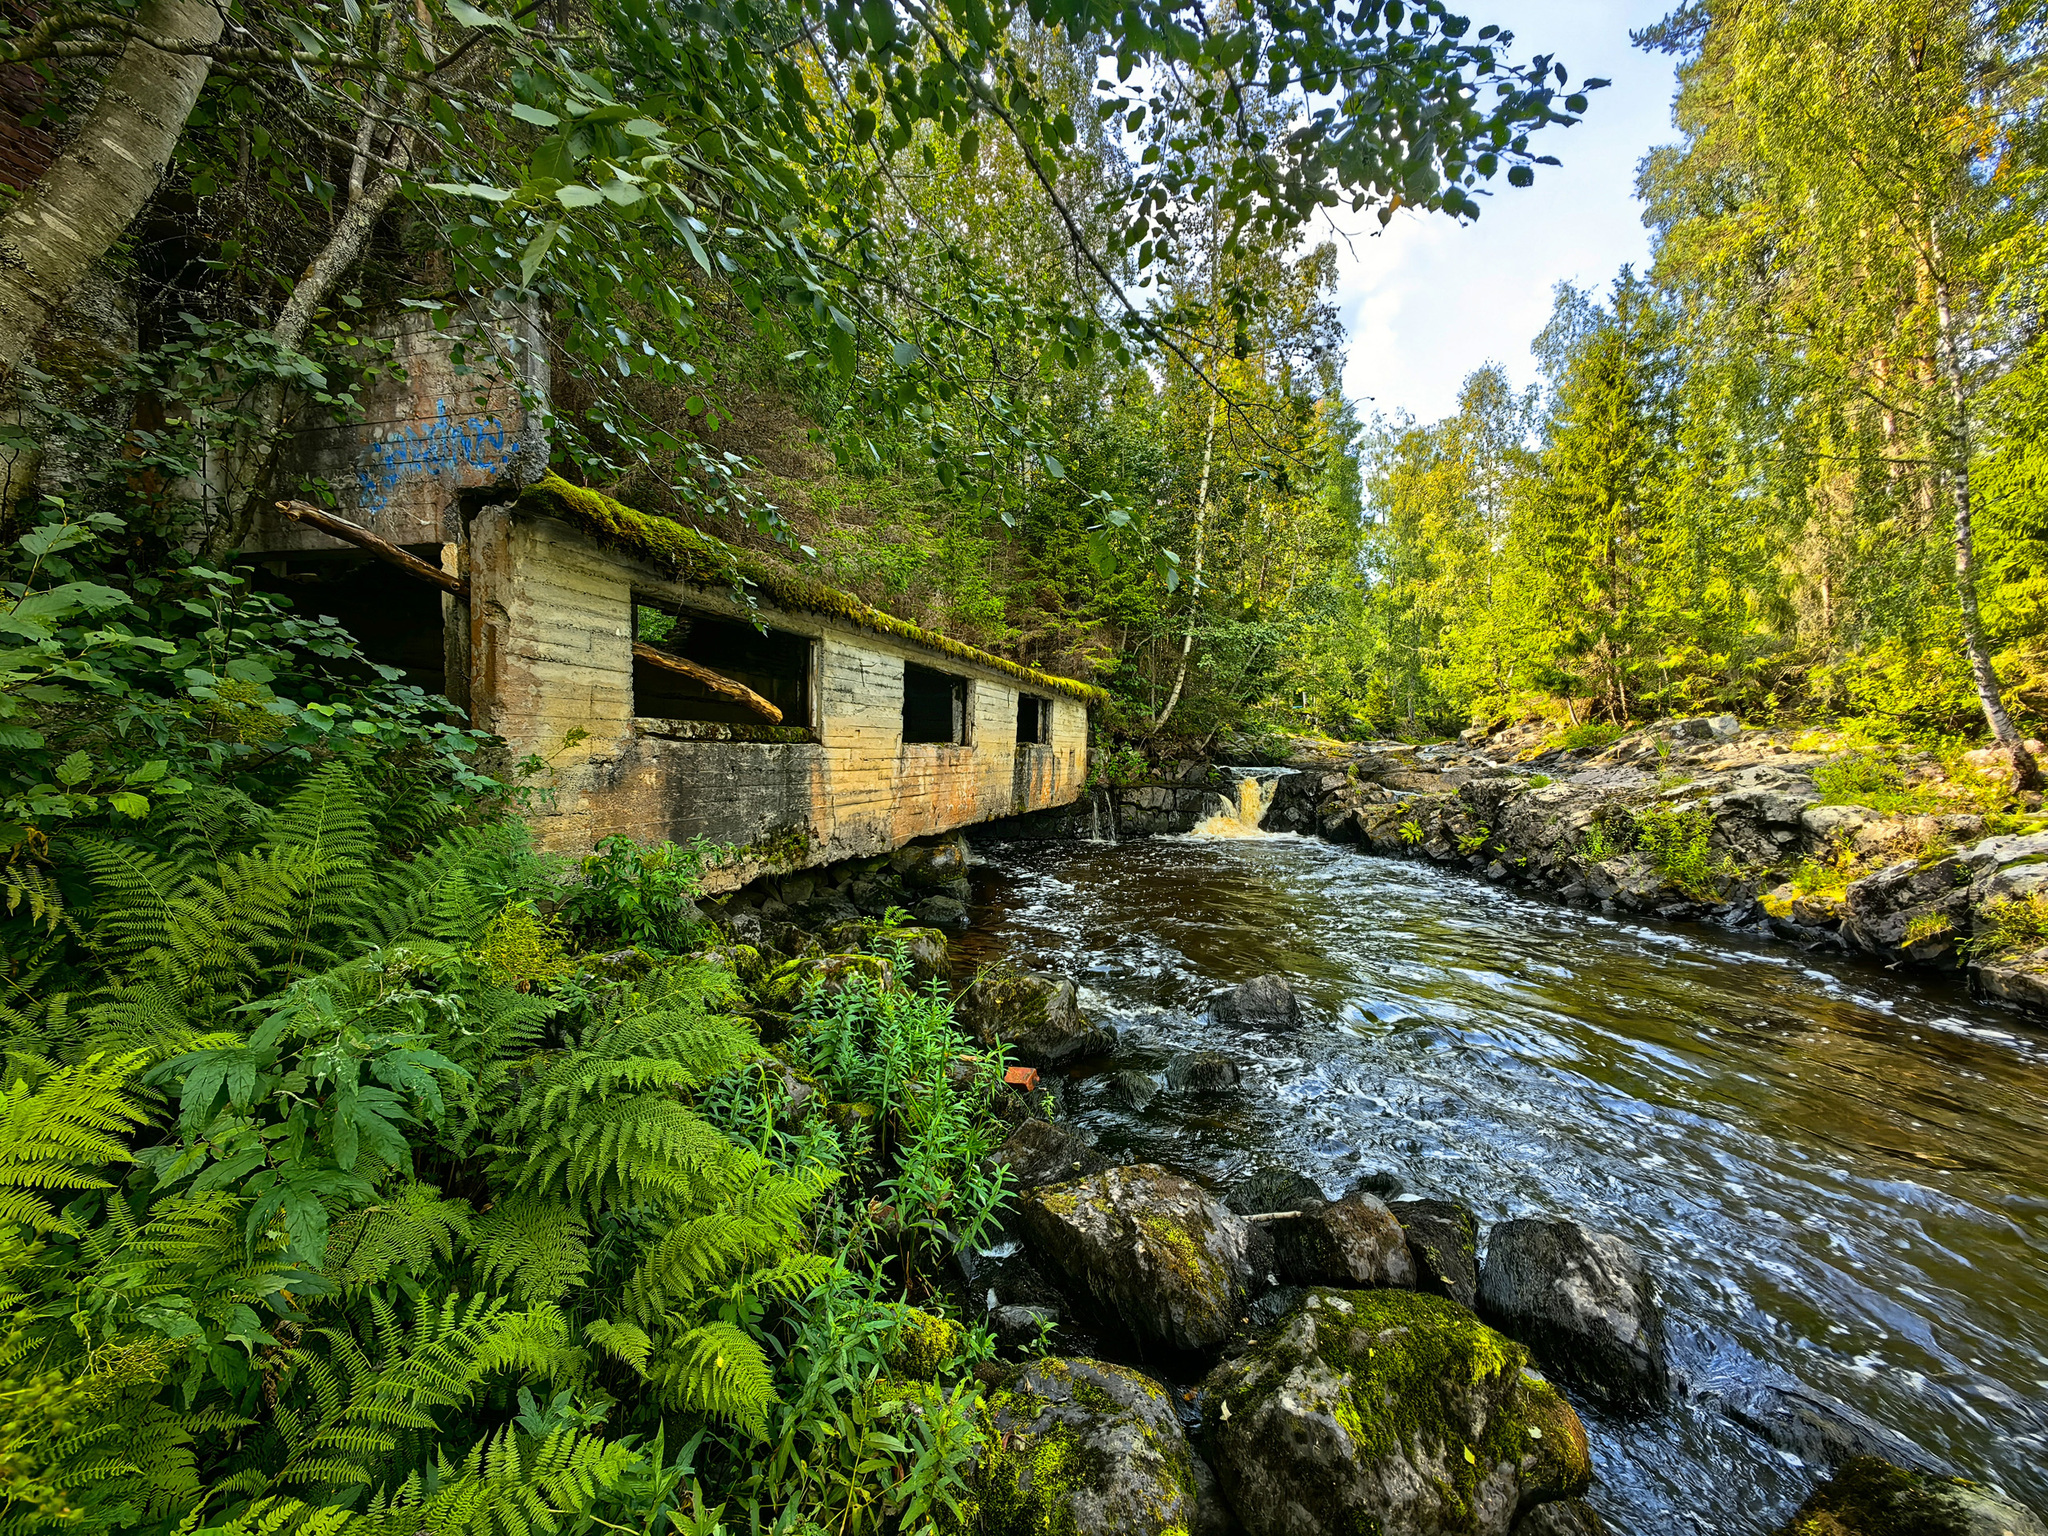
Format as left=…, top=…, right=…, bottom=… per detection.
left=957, top=827, right=2048, bottom=1533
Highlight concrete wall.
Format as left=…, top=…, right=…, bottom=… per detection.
left=470, top=512, right=1089, bottom=886
left=248, top=300, right=549, bottom=554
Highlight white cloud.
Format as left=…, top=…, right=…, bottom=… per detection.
left=1326, top=0, right=1680, bottom=424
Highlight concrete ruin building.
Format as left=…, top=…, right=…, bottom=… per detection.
left=242, top=304, right=1101, bottom=889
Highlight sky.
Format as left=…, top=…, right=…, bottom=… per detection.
left=1327, top=0, right=1681, bottom=426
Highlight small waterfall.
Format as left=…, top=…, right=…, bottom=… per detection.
left=1088, top=794, right=1102, bottom=842
left=1191, top=773, right=1277, bottom=838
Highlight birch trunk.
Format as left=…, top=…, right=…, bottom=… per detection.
left=0, top=0, right=224, bottom=374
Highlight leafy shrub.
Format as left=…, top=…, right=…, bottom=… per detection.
left=1399, top=819, right=1424, bottom=845
left=1812, top=753, right=1922, bottom=813
left=1084, top=742, right=1150, bottom=791
left=1635, top=805, right=1728, bottom=895
left=1549, top=721, right=1625, bottom=754
left=1903, top=911, right=1954, bottom=947
left=1968, top=890, right=2048, bottom=957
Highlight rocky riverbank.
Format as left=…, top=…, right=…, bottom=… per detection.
left=996, top=717, right=2048, bottom=1016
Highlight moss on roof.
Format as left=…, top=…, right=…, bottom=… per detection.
left=513, top=475, right=1110, bottom=706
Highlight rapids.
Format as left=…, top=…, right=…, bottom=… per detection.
left=957, top=828, right=2048, bottom=1532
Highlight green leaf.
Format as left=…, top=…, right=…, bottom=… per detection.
left=1042, top=454, right=1066, bottom=479
left=852, top=107, right=877, bottom=144
left=510, top=102, right=561, bottom=127
left=427, top=181, right=513, bottom=201
left=555, top=184, right=605, bottom=208
left=519, top=221, right=561, bottom=285
left=892, top=340, right=921, bottom=367
left=829, top=324, right=856, bottom=380
left=108, top=792, right=150, bottom=818
left=446, top=0, right=518, bottom=30
left=54, top=751, right=91, bottom=787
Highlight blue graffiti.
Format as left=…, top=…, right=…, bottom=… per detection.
left=352, top=399, right=519, bottom=514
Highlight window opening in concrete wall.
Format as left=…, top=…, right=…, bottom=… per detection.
left=903, top=662, right=968, bottom=744
left=1016, top=693, right=1051, bottom=745
left=633, top=602, right=813, bottom=726
left=253, top=551, right=448, bottom=699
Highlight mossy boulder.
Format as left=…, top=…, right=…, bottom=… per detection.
left=1477, top=1217, right=1669, bottom=1410
left=1212, top=973, right=1302, bottom=1028
left=1513, top=1501, right=1604, bottom=1535
left=818, top=918, right=949, bottom=981
left=959, top=961, right=1110, bottom=1066
left=884, top=1306, right=964, bottom=1380
left=756, top=951, right=896, bottom=1007
left=896, top=834, right=970, bottom=889
left=1775, top=1456, right=2047, bottom=1536
left=990, top=1117, right=1109, bottom=1191
left=1271, top=1194, right=1417, bottom=1290
left=1225, top=1167, right=1326, bottom=1217
left=1202, top=1288, right=1592, bottom=1536
left=1017, top=1164, right=1257, bottom=1353
left=976, top=1356, right=1198, bottom=1536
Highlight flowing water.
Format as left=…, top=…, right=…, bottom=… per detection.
left=958, top=814, right=2048, bottom=1534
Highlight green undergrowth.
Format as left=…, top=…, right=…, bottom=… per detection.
left=0, top=739, right=1016, bottom=1536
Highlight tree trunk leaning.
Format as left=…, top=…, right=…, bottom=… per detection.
left=0, top=0, right=225, bottom=376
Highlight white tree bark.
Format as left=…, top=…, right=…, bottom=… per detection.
left=0, top=0, right=225, bottom=374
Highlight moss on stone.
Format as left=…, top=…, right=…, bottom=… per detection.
left=514, top=473, right=1110, bottom=705
left=1209, top=1289, right=1590, bottom=1522
left=885, top=1307, right=965, bottom=1381
left=1775, top=1456, right=1996, bottom=1536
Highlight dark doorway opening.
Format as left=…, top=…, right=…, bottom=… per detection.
left=1016, top=693, right=1051, bottom=744
left=903, top=662, right=968, bottom=744
left=634, top=604, right=813, bottom=726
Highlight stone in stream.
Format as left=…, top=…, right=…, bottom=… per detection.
left=1212, top=973, right=1302, bottom=1028
left=1166, top=1049, right=1242, bottom=1091
left=1202, top=1288, right=1592, bottom=1536
left=988, top=1303, right=1058, bottom=1356
left=975, top=1356, right=1199, bottom=1536
left=958, top=961, right=1112, bottom=1066
left=1345, top=1168, right=1407, bottom=1201
left=1016, top=1164, right=1257, bottom=1354
left=1478, top=1217, right=1671, bottom=1410
left=1393, top=1197, right=1481, bottom=1310
left=1224, top=1166, right=1326, bottom=1217
left=911, top=894, right=970, bottom=929
left=1513, top=1500, right=1606, bottom=1535
left=1719, top=1382, right=1945, bottom=1475
left=988, top=1117, right=1107, bottom=1191
left=1105, top=1069, right=1160, bottom=1111
left=1270, top=1195, right=1417, bottom=1290
left=894, top=833, right=968, bottom=888
left=1773, top=1456, right=2048, bottom=1536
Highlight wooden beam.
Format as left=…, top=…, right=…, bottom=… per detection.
left=633, top=642, right=783, bottom=724
left=275, top=500, right=469, bottom=596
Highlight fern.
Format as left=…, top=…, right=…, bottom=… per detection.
left=466, top=1196, right=589, bottom=1302
left=325, top=1184, right=472, bottom=1294
left=650, top=1321, right=777, bottom=1433
left=0, top=1054, right=147, bottom=1234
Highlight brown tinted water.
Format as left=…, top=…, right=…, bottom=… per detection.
left=958, top=832, right=2048, bottom=1533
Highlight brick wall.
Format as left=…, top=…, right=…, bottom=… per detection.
left=473, top=513, right=1091, bottom=884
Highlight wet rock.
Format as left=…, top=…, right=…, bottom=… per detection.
left=1166, top=1050, right=1242, bottom=1091
left=1513, top=1500, right=1606, bottom=1535
left=1973, top=948, right=2048, bottom=1011
left=877, top=922, right=949, bottom=980
left=1773, top=1455, right=2047, bottom=1536
left=959, top=962, right=1111, bottom=1065
left=1203, top=1288, right=1592, bottom=1536
left=1271, top=1195, right=1417, bottom=1290
left=989, top=1117, right=1107, bottom=1191
left=1478, top=1216, right=1670, bottom=1410
left=1843, top=855, right=1978, bottom=959
left=1106, top=1069, right=1160, bottom=1111
left=1212, top=973, right=1302, bottom=1028
left=1720, top=1382, right=1942, bottom=1474
left=1245, top=1284, right=1306, bottom=1333
left=977, top=1357, right=1198, bottom=1536
left=1017, top=1164, right=1258, bottom=1354
left=1190, top=1454, right=1245, bottom=1536
left=910, top=894, right=970, bottom=929
left=1345, top=1169, right=1407, bottom=1202
left=895, top=833, right=969, bottom=889
left=1393, top=1197, right=1480, bottom=1309
left=989, top=1304, right=1058, bottom=1355
left=1224, top=1166, right=1326, bottom=1217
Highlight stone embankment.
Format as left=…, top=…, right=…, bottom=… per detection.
left=1247, top=717, right=2048, bottom=1013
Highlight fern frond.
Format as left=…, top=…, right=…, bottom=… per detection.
left=649, top=1321, right=776, bottom=1433
left=581, top=1319, right=651, bottom=1375
left=325, top=1184, right=471, bottom=1293
left=465, top=1195, right=588, bottom=1302
left=0, top=1054, right=148, bottom=1233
